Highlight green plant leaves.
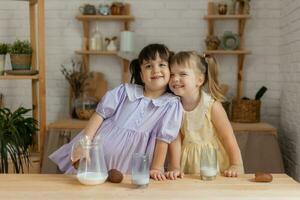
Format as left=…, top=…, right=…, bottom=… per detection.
left=0, top=43, right=9, bottom=55
left=8, top=40, right=32, bottom=55
left=0, top=107, right=38, bottom=173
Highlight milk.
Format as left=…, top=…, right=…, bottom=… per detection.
left=77, top=172, right=108, bottom=185
left=132, top=174, right=149, bottom=186
left=200, top=167, right=217, bottom=177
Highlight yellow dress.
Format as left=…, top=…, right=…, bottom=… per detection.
left=180, top=91, right=230, bottom=174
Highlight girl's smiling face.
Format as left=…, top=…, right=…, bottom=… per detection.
left=169, top=63, right=204, bottom=98
left=140, top=54, right=170, bottom=95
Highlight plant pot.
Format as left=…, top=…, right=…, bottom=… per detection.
left=218, top=3, right=227, bottom=15
left=111, top=5, right=124, bottom=15
left=0, top=54, right=5, bottom=75
left=10, top=54, right=32, bottom=70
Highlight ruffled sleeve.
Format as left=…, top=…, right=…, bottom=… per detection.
left=155, top=99, right=183, bottom=143
left=95, top=84, right=126, bottom=119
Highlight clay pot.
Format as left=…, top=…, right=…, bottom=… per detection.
left=218, top=3, right=228, bottom=15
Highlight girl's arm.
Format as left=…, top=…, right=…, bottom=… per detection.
left=211, top=101, right=244, bottom=177
left=150, top=140, right=168, bottom=181
left=165, top=133, right=184, bottom=180
left=71, top=113, right=103, bottom=166
left=83, top=113, right=104, bottom=139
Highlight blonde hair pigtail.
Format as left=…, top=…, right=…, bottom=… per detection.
left=205, top=56, right=224, bottom=102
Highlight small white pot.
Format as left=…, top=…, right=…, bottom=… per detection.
left=0, top=54, right=5, bottom=75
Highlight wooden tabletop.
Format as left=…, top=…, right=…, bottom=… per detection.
left=47, top=118, right=277, bottom=135
left=0, top=174, right=299, bottom=199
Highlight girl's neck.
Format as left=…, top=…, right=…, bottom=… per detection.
left=143, top=87, right=166, bottom=99
left=181, top=90, right=201, bottom=112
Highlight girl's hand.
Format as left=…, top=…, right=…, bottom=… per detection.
left=71, top=142, right=83, bottom=169
left=165, top=169, right=184, bottom=180
left=150, top=169, right=166, bottom=181
left=223, top=165, right=244, bottom=177
left=71, top=135, right=92, bottom=169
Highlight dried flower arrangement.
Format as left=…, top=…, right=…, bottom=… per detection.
left=61, top=59, right=89, bottom=98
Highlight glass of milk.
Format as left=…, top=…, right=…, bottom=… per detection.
left=131, top=153, right=149, bottom=188
left=74, top=136, right=108, bottom=185
left=200, top=147, right=218, bottom=181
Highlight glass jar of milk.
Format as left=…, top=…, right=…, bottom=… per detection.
left=72, top=135, right=108, bottom=185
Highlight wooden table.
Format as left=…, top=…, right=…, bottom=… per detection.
left=42, top=119, right=284, bottom=174
left=0, top=174, right=299, bottom=199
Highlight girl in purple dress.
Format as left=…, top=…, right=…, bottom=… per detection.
left=49, top=44, right=183, bottom=180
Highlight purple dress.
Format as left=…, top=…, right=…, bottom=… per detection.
left=49, top=84, right=183, bottom=174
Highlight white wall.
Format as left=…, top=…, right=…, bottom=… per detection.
left=0, top=0, right=281, bottom=126
left=280, top=0, right=300, bottom=181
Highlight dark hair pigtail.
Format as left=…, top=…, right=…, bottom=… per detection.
left=130, top=59, right=144, bottom=85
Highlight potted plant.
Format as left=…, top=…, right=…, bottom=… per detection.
left=9, top=40, right=33, bottom=71
left=0, top=43, right=8, bottom=75
left=0, top=107, right=38, bottom=173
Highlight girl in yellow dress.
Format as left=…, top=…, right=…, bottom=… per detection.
left=166, top=51, right=244, bottom=179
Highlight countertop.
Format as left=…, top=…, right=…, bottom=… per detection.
left=0, top=174, right=299, bottom=199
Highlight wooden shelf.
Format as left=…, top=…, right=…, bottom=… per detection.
left=9, top=0, right=46, bottom=157
left=204, top=50, right=251, bottom=55
left=231, top=122, right=277, bottom=136
left=0, top=74, right=39, bottom=80
left=76, top=15, right=134, bottom=21
left=204, top=14, right=250, bottom=20
left=204, top=3, right=251, bottom=99
left=15, top=0, right=37, bottom=5
left=75, top=50, right=118, bottom=56
left=46, top=118, right=277, bottom=136
left=47, top=118, right=88, bottom=130
left=76, top=4, right=133, bottom=82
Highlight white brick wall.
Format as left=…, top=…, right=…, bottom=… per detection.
left=0, top=0, right=281, bottom=127
left=280, top=0, right=300, bottom=182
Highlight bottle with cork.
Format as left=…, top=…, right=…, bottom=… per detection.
left=89, top=23, right=103, bottom=51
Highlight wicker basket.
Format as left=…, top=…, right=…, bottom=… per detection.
left=10, top=54, right=32, bottom=70
left=222, top=101, right=231, bottom=120
left=231, top=99, right=261, bottom=123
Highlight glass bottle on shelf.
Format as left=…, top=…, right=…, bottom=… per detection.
left=89, top=23, right=103, bottom=51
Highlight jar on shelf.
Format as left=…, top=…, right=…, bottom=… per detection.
left=110, top=2, right=124, bottom=15
left=74, top=95, right=98, bottom=120
left=227, top=0, right=237, bottom=15
left=218, top=2, right=227, bottom=15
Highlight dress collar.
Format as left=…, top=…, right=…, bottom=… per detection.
left=125, top=83, right=178, bottom=107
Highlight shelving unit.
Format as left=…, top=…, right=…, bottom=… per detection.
left=75, top=5, right=134, bottom=83
left=203, top=6, right=251, bottom=99
left=0, top=0, right=46, bottom=153
left=75, top=50, right=118, bottom=56
left=203, top=14, right=250, bottom=20
left=204, top=50, right=251, bottom=55
left=0, top=75, right=39, bottom=80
